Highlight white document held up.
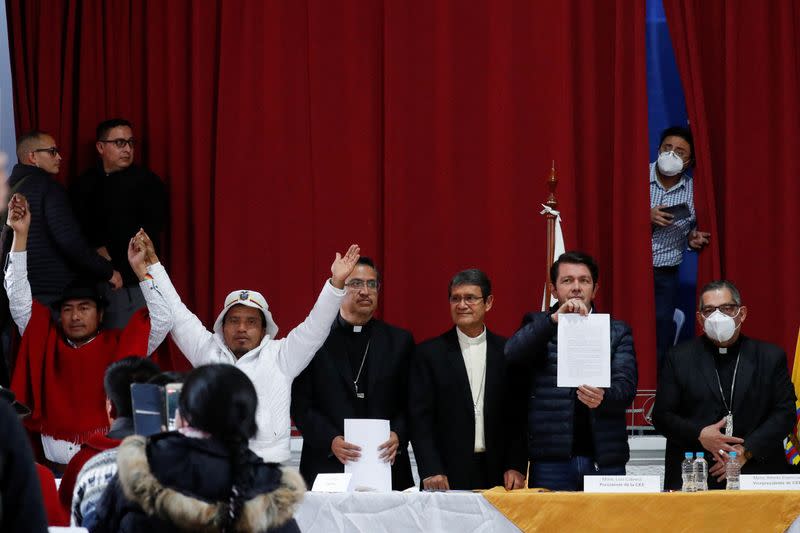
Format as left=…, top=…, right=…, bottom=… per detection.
left=557, top=313, right=611, bottom=387
left=344, top=418, right=392, bottom=492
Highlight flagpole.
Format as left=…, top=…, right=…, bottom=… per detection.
left=545, top=161, right=558, bottom=290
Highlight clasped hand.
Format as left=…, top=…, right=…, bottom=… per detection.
left=698, top=417, right=743, bottom=465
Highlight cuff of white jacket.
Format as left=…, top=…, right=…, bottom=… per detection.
left=140, top=262, right=164, bottom=289
left=145, top=262, right=167, bottom=281
left=326, top=278, right=346, bottom=296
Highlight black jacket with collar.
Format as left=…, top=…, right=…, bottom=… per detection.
left=5, top=164, right=113, bottom=298
left=505, top=311, right=638, bottom=467
left=653, top=335, right=796, bottom=490
left=409, top=327, right=528, bottom=489
left=70, top=163, right=167, bottom=286
left=92, top=433, right=303, bottom=533
left=291, top=318, right=415, bottom=490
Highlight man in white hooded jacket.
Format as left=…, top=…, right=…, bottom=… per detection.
left=136, top=230, right=360, bottom=463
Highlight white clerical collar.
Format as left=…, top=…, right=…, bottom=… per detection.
left=456, top=326, right=487, bottom=346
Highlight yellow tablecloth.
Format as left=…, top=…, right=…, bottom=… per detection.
left=483, top=488, right=800, bottom=532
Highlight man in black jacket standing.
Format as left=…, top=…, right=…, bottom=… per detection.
left=653, top=280, right=795, bottom=490
left=5, top=131, right=119, bottom=305
left=291, top=257, right=415, bottom=490
left=410, top=269, right=527, bottom=490
left=71, top=119, right=167, bottom=328
left=505, top=251, right=637, bottom=491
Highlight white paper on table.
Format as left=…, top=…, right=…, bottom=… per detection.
left=344, top=418, right=391, bottom=492
left=311, top=473, right=353, bottom=492
left=557, top=313, right=611, bottom=387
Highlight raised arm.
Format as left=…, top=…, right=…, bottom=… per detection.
left=4, top=194, right=33, bottom=334
left=275, top=245, right=359, bottom=378
left=137, top=230, right=219, bottom=365
left=127, top=233, right=172, bottom=354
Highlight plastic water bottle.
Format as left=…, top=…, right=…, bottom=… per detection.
left=693, top=452, right=708, bottom=491
left=681, top=452, right=696, bottom=492
left=726, top=451, right=741, bottom=490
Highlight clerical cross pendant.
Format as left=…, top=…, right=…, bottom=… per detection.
left=724, top=413, right=734, bottom=437
left=474, top=406, right=481, bottom=417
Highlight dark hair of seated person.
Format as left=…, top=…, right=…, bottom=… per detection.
left=145, top=371, right=186, bottom=387
left=178, top=364, right=259, bottom=531
left=104, top=356, right=160, bottom=418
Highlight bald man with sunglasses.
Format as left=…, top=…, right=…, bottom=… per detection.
left=2, top=131, right=119, bottom=307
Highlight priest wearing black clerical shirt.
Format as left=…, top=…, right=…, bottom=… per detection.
left=653, top=280, right=796, bottom=490
left=291, top=257, right=415, bottom=490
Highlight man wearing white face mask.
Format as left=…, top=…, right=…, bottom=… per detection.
left=649, top=126, right=711, bottom=368
left=653, top=280, right=796, bottom=490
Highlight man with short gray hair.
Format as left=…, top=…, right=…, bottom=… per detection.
left=653, top=279, right=796, bottom=490
left=410, top=269, right=527, bottom=490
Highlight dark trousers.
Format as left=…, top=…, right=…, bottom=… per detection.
left=467, top=452, right=489, bottom=489
left=530, top=456, right=626, bottom=491
left=654, top=266, right=680, bottom=371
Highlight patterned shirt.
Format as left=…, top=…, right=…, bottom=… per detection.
left=70, top=448, right=119, bottom=529
left=649, top=162, right=696, bottom=267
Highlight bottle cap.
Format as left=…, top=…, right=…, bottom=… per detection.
left=696, top=452, right=704, bottom=458
left=685, top=452, right=694, bottom=459
left=729, top=451, right=737, bottom=458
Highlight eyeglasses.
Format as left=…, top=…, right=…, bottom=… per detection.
left=449, top=295, right=484, bottom=306
left=32, top=147, right=59, bottom=156
left=99, top=138, right=136, bottom=149
left=344, top=279, right=380, bottom=291
left=660, top=145, right=690, bottom=160
left=699, top=304, right=740, bottom=318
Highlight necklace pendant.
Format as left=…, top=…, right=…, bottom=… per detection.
left=354, top=383, right=365, bottom=399
left=474, top=406, right=481, bottom=417
left=725, top=413, right=734, bottom=436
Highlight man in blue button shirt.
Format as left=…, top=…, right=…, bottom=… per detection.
left=649, top=126, right=710, bottom=369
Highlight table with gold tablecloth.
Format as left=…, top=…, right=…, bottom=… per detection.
left=483, top=488, right=800, bottom=532
left=296, top=488, right=800, bottom=532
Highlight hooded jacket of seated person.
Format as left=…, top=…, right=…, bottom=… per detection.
left=92, top=364, right=304, bottom=533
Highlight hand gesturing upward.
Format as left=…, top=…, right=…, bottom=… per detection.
left=330, top=245, right=360, bottom=289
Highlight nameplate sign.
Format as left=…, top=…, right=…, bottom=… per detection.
left=311, top=473, right=353, bottom=493
left=584, top=475, right=661, bottom=493
left=740, top=474, right=800, bottom=491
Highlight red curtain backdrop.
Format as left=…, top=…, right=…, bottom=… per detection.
left=664, top=0, right=800, bottom=363
left=6, top=1, right=657, bottom=387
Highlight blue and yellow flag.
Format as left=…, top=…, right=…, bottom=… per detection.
left=784, top=328, right=800, bottom=465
